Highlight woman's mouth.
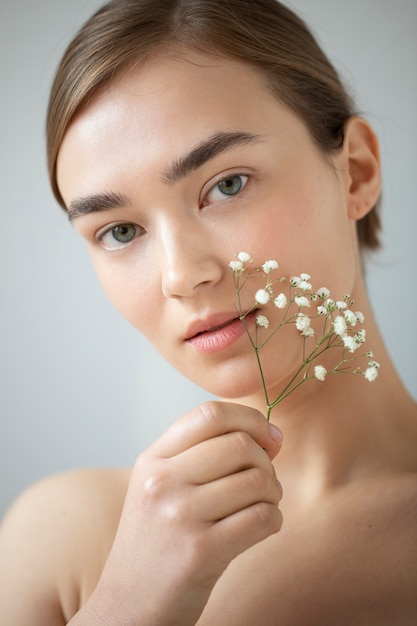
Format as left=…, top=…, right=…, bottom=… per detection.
left=185, top=310, right=258, bottom=354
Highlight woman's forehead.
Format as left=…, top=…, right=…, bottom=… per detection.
left=57, top=52, right=295, bottom=184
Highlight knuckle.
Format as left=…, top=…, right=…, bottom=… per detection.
left=141, top=470, right=168, bottom=501
left=253, top=502, right=282, bottom=532
left=163, top=499, right=188, bottom=525
left=247, top=467, right=269, bottom=493
left=196, top=400, right=224, bottom=428
left=231, top=431, right=253, bottom=455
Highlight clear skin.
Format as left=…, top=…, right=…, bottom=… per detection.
left=0, top=52, right=416, bottom=625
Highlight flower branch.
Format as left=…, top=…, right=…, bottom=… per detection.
left=229, top=252, right=380, bottom=421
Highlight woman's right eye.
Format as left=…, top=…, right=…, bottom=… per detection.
left=97, top=223, right=144, bottom=250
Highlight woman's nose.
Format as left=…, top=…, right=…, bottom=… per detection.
left=157, top=218, right=223, bottom=298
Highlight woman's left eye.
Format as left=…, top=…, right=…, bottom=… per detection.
left=204, top=174, right=248, bottom=204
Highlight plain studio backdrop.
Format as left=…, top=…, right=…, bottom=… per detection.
left=0, top=0, right=416, bottom=517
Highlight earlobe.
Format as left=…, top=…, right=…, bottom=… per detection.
left=343, top=117, right=381, bottom=220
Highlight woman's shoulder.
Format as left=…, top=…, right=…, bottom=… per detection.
left=0, top=467, right=131, bottom=623
left=1, top=466, right=131, bottom=531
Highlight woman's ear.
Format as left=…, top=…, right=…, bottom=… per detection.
left=342, top=117, right=381, bottom=220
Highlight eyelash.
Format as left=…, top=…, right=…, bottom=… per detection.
left=96, top=173, right=249, bottom=250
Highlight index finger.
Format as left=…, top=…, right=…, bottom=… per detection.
left=151, top=401, right=283, bottom=460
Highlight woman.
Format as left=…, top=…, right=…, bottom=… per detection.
left=0, top=0, right=416, bottom=623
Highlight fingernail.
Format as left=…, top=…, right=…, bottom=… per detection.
left=269, top=422, right=283, bottom=444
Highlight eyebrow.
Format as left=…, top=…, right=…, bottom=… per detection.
left=68, top=191, right=130, bottom=222
left=67, top=131, right=262, bottom=221
left=160, top=131, right=262, bottom=184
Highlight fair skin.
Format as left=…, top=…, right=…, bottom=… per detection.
left=0, top=52, right=416, bottom=625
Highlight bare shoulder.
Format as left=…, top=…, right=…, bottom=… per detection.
left=0, top=468, right=131, bottom=625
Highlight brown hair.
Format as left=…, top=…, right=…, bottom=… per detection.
left=47, top=0, right=380, bottom=250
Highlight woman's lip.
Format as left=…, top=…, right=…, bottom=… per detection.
left=185, top=311, right=244, bottom=341
left=185, top=310, right=258, bottom=354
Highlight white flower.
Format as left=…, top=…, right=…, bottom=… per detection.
left=302, top=326, right=315, bottom=337
left=354, top=329, right=366, bottom=344
left=333, top=315, right=347, bottom=337
left=290, top=275, right=312, bottom=290
left=237, top=251, right=251, bottom=263
left=294, top=295, right=310, bottom=308
left=364, top=365, right=379, bottom=382
left=355, top=311, right=365, bottom=324
left=336, top=301, right=347, bottom=311
left=316, top=287, right=330, bottom=300
left=317, top=305, right=327, bottom=316
left=344, top=309, right=357, bottom=326
left=274, top=293, right=287, bottom=309
left=314, top=365, right=327, bottom=381
left=296, top=313, right=311, bottom=333
left=299, top=279, right=312, bottom=291
left=255, top=289, right=270, bottom=305
left=262, top=259, right=279, bottom=273
left=324, top=299, right=336, bottom=312
left=229, top=260, right=243, bottom=272
left=343, top=335, right=358, bottom=353
left=256, top=314, right=270, bottom=328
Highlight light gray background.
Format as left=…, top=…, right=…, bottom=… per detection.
left=1, top=0, right=416, bottom=517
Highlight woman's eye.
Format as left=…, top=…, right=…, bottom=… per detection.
left=205, top=174, right=248, bottom=204
left=98, top=223, right=141, bottom=250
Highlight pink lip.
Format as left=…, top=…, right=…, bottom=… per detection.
left=185, top=310, right=257, bottom=354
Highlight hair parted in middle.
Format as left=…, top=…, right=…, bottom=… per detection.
left=47, top=0, right=380, bottom=250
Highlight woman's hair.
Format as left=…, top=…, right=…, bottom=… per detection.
left=47, top=0, right=380, bottom=250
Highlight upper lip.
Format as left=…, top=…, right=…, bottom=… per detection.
left=184, top=311, right=242, bottom=341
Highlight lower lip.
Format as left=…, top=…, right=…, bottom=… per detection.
left=186, top=311, right=257, bottom=355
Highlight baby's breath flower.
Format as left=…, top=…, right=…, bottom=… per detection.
left=344, top=310, right=357, bottom=326
left=343, top=335, right=358, bottom=353
left=302, top=326, right=315, bottom=338
left=324, top=299, right=336, bottom=312
left=256, top=314, right=270, bottom=328
left=296, top=313, right=311, bottom=333
left=333, top=315, right=347, bottom=337
left=316, top=287, right=330, bottom=300
left=299, top=278, right=312, bottom=291
left=354, top=329, right=366, bottom=344
left=294, top=295, right=310, bottom=308
left=255, top=289, right=270, bottom=305
left=291, top=275, right=312, bottom=290
left=274, top=293, right=287, bottom=309
left=336, top=301, right=347, bottom=311
left=364, top=365, right=379, bottom=382
left=355, top=311, right=365, bottom=324
left=314, top=365, right=327, bottom=381
left=262, top=259, right=279, bottom=273
left=229, top=260, right=243, bottom=272
left=228, top=251, right=379, bottom=419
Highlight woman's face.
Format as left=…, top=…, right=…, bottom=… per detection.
left=57, top=52, right=358, bottom=401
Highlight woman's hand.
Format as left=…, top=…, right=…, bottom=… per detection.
left=73, top=401, right=283, bottom=626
